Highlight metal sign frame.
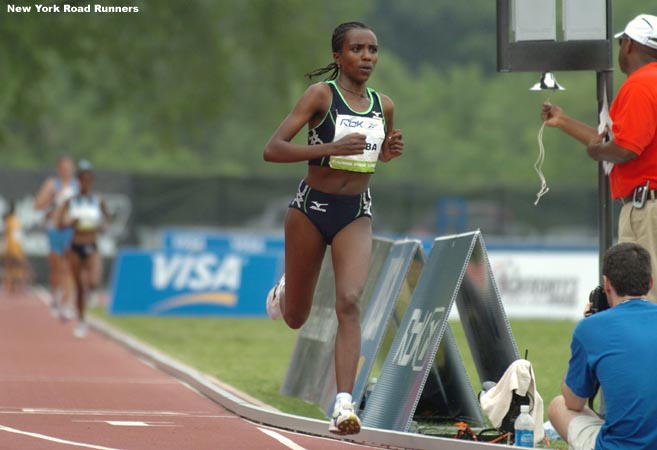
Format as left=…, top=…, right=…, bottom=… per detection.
left=282, top=235, right=494, bottom=429
left=361, top=231, right=518, bottom=432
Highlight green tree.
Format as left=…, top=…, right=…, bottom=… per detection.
left=0, top=0, right=649, bottom=190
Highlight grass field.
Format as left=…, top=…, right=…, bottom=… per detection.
left=92, top=309, right=575, bottom=448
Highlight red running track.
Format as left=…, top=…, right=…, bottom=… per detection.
left=0, top=290, right=379, bottom=450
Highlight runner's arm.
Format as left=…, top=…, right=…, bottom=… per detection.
left=34, top=178, right=55, bottom=210
left=263, top=83, right=366, bottom=163
left=379, top=94, right=403, bottom=162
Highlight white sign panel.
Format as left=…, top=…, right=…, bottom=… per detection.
left=489, top=251, right=598, bottom=320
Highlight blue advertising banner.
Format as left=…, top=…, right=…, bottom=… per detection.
left=109, top=249, right=281, bottom=316
left=161, top=229, right=284, bottom=255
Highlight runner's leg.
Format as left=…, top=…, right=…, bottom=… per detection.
left=67, top=250, right=84, bottom=322
left=330, top=217, right=371, bottom=394
left=282, top=208, right=327, bottom=329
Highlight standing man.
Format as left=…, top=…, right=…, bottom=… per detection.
left=541, top=14, right=657, bottom=301
left=547, top=242, right=657, bottom=449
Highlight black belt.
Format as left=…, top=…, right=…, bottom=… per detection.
left=621, top=189, right=657, bottom=205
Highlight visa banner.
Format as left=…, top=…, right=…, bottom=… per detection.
left=161, top=229, right=284, bottom=255
left=109, top=249, right=281, bottom=316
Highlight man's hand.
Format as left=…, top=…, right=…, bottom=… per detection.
left=541, top=102, right=565, bottom=128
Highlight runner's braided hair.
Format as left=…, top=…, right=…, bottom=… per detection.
left=304, top=21, right=374, bottom=81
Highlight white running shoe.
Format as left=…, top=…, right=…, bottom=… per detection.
left=73, top=322, right=88, bottom=339
left=60, top=306, right=75, bottom=322
left=329, top=401, right=361, bottom=435
left=266, top=274, right=285, bottom=320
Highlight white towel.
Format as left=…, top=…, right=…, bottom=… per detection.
left=598, top=85, right=615, bottom=175
left=479, top=359, right=545, bottom=443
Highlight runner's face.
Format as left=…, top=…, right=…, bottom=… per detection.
left=57, top=159, right=74, bottom=179
left=78, top=172, right=93, bottom=193
left=334, top=28, right=378, bottom=83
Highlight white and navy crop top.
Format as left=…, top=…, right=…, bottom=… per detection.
left=308, top=80, right=386, bottom=173
left=69, top=194, right=103, bottom=231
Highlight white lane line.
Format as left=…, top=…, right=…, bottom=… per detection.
left=0, top=423, right=123, bottom=450
left=106, top=421, right=150, bottom=427
left=176, top=379, right=202, bottom=395
left=73, top=420, right=179, bottom=428
left=258, top=427, right=308, bottom=450
left=5, top=407, right=235, bottom=418
left=136, top=357, right=158, bottom=370
left=0, top=375, right=177, bottom=384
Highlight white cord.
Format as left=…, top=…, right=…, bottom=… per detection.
left=534, top=121, right=550, bottom=206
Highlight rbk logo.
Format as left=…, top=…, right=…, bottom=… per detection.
left=339, top=118, right=364, bottom=129
left=310, top=201, right=328, bottom=212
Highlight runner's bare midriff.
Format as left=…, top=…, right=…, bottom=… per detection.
left=305, top=165, right=372, bottom=195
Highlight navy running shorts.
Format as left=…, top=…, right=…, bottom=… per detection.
left=289, top=180, right=372, bottom=244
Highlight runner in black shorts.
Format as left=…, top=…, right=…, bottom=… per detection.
left=263, top=21, right=404, bottom=435
left=57, top=160, right=110, bottom=338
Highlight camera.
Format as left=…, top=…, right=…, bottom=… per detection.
left=588, top=285, right=609, bottom=315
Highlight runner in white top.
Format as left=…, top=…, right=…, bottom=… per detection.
left=34, top=155, right=79, bottom=319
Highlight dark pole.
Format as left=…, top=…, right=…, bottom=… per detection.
left=597, top=0, right=614, bottom=282
left=593, top=1, right=614, bottom=419
left=496, top=0, right=509, bottom=72
left=596, top=71, right=613, bottom=282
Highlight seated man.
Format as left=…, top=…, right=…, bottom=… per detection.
left=548, top=242, right=657, bottom=449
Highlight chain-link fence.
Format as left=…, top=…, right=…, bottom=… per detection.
left=0, top=168, right=617, bottom=283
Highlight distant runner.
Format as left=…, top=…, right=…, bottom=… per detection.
left=57, top=160, right=110, bottom=338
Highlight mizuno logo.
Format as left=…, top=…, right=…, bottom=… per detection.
left=310, top=201, right=328, bottom=212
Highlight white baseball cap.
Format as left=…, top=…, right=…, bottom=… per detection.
left=615, top=14, right=657, bottom=50
left=77, top=159, right=94, bottom=173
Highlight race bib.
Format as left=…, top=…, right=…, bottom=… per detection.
left=71, top=200, right=102, bottom=231
left=330, top=113, right=385, bottom=173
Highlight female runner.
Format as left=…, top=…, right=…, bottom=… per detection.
left=57, top=160, right=110, bottom=338
left=263, top=21, right=404, bottom=435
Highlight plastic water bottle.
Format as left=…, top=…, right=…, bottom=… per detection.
left=514, top=404, right=534, bottom=447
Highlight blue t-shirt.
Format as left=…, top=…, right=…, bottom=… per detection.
left=566, top=299, right=657, bottom=450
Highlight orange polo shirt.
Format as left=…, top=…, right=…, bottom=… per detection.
left=609, top=62, right=657, bottom=199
